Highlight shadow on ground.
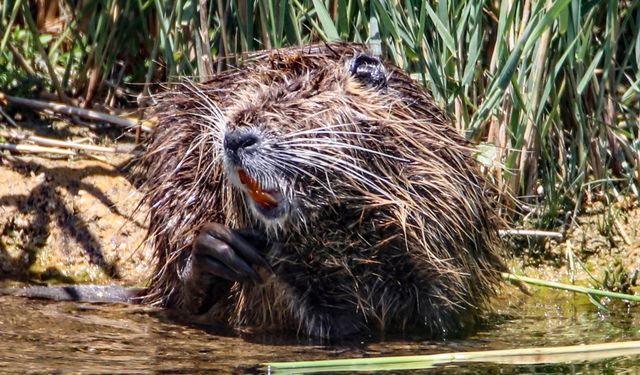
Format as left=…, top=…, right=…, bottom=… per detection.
left=0, top=152, right=151, bottom=285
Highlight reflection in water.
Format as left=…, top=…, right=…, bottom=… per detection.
left=0, top=288, right=639, bottom=373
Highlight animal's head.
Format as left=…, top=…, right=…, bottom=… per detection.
left=181, top=44, right=451, bottom=233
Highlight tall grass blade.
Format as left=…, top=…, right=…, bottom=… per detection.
left=311, top=0, right=339, bottom=40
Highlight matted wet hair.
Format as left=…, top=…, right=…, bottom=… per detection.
left=139, top=42, right=506, bottom=339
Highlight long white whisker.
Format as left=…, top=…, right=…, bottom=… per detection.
left=283, top=123, right=359, bottom=138
left=181, top=81, right=226, bottom=135
left=182, top=80, right=225, bottom=120
left=282, top=150, right=401, bottom=202
left=268, top=154, right=337, bottom=197
left=287, top=130, right=370, bottom=137
left=281, top=139, right=409, bottom=162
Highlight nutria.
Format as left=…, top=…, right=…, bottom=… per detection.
left=139, top=42, right=506, bottom=339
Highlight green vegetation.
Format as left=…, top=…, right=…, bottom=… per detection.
left=0, top=0, right=639, bottom=230
left=503, top=272, right=640, bottom=303
left=265, top=340, right=640, bottom=373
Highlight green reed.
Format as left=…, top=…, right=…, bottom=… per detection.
left=266, top=340, right=640, bottom=373
left=0, top=0, right=638, bottom=229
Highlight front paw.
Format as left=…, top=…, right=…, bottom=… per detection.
left=189, top=222, right=273, bottom=284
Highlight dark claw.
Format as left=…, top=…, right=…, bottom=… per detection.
left=191, top=222, right=271, bottom=283
left=203, top=223, right=274, bottom=274
left=194, top=254, right=248, bottom=283
left=194, top=234, right=261, bottom=282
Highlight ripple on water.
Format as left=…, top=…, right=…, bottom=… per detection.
left=0, top=290, right=639, bottom=373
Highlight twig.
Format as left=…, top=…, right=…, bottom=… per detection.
left=498, top=229, right=563, bottom=238
left=0, top=93, right=151, bottom=132
left=0, top=143, right=76, bottom=156
left=6, top=43, right=37, bottom=77
left=38, top=92, right=80, bottom=106
left=0, top=130, right=121, bottom=154
left=28, top=135, right=118, bottom=153
left=0, top=106, right=18, bottom=127
left=613, top=217, right=632, bottom=245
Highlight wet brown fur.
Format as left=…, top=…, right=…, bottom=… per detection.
left=140, top=43, right=506, bottom=339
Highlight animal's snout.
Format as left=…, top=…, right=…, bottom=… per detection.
left=224, top=130, right=260, bottom=159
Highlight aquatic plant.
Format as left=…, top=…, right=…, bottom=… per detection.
left=0, top=0, right=638, bottom=231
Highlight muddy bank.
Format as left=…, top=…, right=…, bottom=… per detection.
left=0, top=152, right=152, bottom=286
left=508, top=198, right=639, bottom=296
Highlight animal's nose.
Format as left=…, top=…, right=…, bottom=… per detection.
left=224, top=130, right=260, bottom=155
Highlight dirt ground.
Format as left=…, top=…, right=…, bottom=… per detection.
left=0, top=128, right=638, bottom=296
left=0, top=150, right=152, bottom=286
left=511, top=197, right=640, bottom=295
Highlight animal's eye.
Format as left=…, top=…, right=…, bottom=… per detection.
left=348, top=53, right=387, bottom=89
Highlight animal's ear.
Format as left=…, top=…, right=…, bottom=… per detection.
left=348, top=53, right=387, bottom=89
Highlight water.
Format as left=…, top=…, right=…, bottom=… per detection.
left=0, top=288, right=639, bottom=374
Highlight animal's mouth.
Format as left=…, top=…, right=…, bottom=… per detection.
left=237, top=169, right=285, bottom=219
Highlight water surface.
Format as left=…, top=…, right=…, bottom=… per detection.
left=0, top=288, right=639, bottom=373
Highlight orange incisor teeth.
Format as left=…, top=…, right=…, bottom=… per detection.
left=238, top=169, right=278, bottom=209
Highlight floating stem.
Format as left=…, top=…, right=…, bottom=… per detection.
left=502, top=273, right=640, bottom=302
left=266, top=341, right=640, bottom=373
